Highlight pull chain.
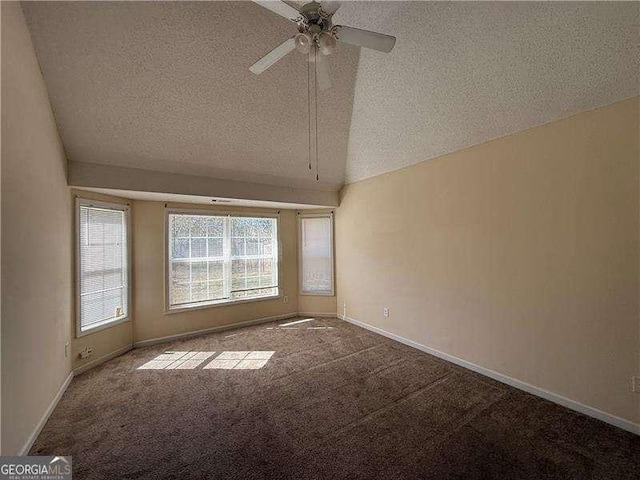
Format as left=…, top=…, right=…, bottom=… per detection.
left=307, top=49, right=312, bottom=171
left=315, top=46, right=319, bottom=181
left=306, top=45, right=320, bottom=182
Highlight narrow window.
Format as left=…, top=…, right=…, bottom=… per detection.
left=167, top=212, right=279, bottom=310
left=76, top=199, right=130, bottom=336
left=299, top=213, right=334, bottom=295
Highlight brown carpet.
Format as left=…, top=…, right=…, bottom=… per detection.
left=31, top=317, right=639, bottom=479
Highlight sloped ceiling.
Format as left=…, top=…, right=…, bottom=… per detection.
left=337, top=1, right=639, bottom=183
left=22, top=1, right=639, bottom=196
left=22, top=1, right=360, bottom=192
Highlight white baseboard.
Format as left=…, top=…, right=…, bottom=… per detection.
left=73, top=344, right=134, bottom=376
left=298, top=312, right=337, bottom=318
left=340, top=314, right=639, bottom=436
left=19, top=370, right=74, bottom=456
left=18, top=312, right=298, bottom=455
left=133, top=312, right=298, bottom=348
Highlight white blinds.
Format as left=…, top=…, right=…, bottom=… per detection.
left=78, top=204, right=129, bottom=331
left=168, top=214, right=278, bottom=308
left=300, top=215, right=334, bottom=294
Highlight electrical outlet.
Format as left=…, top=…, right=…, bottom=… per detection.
left=632, top=376, right=640, bottom=394
left=383, top=307, right=390, bottom=318
left=64, top=342, right=69, bottom=358
left=343, top=302, right=346, bottom=318
left=284, top=296, right=289, bottom=303
left=79, top=346, right=94, bottom=360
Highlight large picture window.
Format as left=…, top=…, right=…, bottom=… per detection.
left=76, top=199, right=130, bottom=336
left=167, top=211, right=279, bottom=310
left=299, top=213, right=334, bottom=295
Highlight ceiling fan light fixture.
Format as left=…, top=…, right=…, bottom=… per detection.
left=250, top=1, right=398, bottom=182
left=318, top=32, right=336, bottom=55
left=295, top=32, right=311, bottom=54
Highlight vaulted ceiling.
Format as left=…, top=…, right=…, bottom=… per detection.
left=339, top=1, right=639, bottom=183
left=22, top=1, right=360, bottom=193
left=23, top=1, right=639, bottom=202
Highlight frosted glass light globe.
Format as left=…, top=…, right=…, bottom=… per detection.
left=318, top=33, right=336, bottom=55
left=295, top=33, right=311, bottom=54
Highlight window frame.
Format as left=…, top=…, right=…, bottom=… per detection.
left=298, top=212, right=335, bottom=297
left=75, top=198, right=132, bottom=338
left=164, top=208, right=282, bottom=314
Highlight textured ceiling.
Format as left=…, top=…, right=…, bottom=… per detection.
left=22, top=1, right=360, bottom=191
left=23, top=1, right=639, bottom=193
left=337, top=1, right=639, bottom=183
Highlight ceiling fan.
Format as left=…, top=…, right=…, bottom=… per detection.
left=249, top=1, right=396, bottom=181
left=249, top=1, right=396, bottom=89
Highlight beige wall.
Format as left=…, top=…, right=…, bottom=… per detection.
left=336, top=97, right=640, bottom=425
left=132, top=201, right=298, bottom=342
left=1, top=2, right=72, bottom=454
left=298, top=295, right=337, bottom=317
left=70, top=189, right=133, bottom=371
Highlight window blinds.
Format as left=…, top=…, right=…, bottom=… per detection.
left=168, top=214, right=279, bottom=308
left=300, top=215, right=333, bottom=294
left=78, top=204, right=129, bottom=331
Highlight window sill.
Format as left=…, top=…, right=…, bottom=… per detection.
left=77, top=316, right=130, bottom=338
left=299, top=292, right=335, bottom=297
left=165, top=293, right=281, bottom=315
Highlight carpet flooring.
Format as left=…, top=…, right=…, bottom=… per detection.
left=31, top=317, right=639, bottom=479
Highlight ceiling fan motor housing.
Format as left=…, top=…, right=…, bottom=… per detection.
left=295, top=2, right=337, bottom=55
left=299, top=3, right=333, bottom=36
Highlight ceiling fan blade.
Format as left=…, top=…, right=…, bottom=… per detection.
left=315, top=52, right=332, bottom=91
left=250, top=37, right=296, bottom=74
left=252, top=1, right=302, bottom=22
left=320, top=1, right=342, bottom=16
left=333, top=25, right=396, bottom=53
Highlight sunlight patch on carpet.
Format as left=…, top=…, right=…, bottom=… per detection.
left=137, top=351, right=216, bottom=370
left=137, top=351, right=276, bottom=370
left=279, top=318, right=315, bottom=327
left=204, top=351, right=275, bottom=370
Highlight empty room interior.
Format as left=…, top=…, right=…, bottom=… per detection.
left=1, top=1, right=639, bottom=478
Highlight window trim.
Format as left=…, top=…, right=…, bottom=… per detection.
left=75, top=198, right=132, bottom=338
left=298, top=212, right=335, bottom=297
left=163, top=207, right=283, bottom=314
